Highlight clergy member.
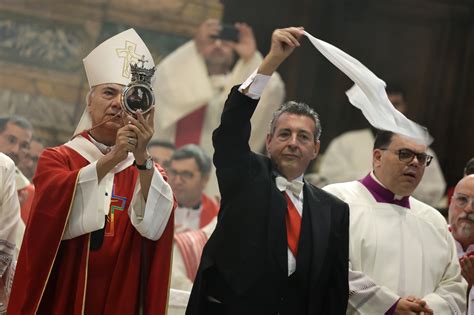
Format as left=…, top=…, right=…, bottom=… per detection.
left=168, top=144, right=218, bottom=234
left=8, top=29, right=175, bottom=314
left=449, top=175, right=474, bottom=314
left=324, top=130, right=466, bottom=314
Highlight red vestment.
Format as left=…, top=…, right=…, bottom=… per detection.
left=199, top=194, right=218, bottom=228
left=8, top=141, right=174, bottom=315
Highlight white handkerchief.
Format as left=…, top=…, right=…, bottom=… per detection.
left=303, top=31, right=433, bottom=146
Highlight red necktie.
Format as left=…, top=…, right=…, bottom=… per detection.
left=175, top=105, right=207, bottom=148
left=284, top=192, right=302, bottom=256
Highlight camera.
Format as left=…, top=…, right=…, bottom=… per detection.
left=212, top=24, right=239, bottom=42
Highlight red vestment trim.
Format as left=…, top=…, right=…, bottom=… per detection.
left=174, top=230, right=208, bottom=281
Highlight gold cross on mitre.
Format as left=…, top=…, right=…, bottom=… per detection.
left=116, top=41, right=142, bottom=79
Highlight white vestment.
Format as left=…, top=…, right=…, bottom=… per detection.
left=171, top=217, right=217, bottom=291
left=324, top=177, right=466, bottom=314
left=319, top=128, right=446, bottom=207
left=153, top=40, right=285, bottom=197
left=455, top=239, right=474, bottom=315
left=0, top=154, right=24, bottom=300
left=62, top=135, right=174, bottom=241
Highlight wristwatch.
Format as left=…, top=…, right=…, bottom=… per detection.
left=133, top=157, right=153, bottom=170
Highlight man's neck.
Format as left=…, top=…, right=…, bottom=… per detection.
left=179, top=198, right=202, bottom=210
left=206, top=63, right=229, bottom=76
left=89, top=130, right=116, bottom=147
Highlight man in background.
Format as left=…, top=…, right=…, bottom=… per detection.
left=147, top=139, right=175, bottom=170
left=319, top=86, right=446, bottom=207
left=449, top=172, right=474, bottom=314
left=18, top=137, right=44, bottom=181
left=168, top=144, right=218, bottom=233
left=153, top=19, right=285, bottom=197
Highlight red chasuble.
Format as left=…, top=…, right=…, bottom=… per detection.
left=8, top=142, right=174, bottom=315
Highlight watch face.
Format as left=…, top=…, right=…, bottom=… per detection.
left=145, top=158, right=153, bottom=170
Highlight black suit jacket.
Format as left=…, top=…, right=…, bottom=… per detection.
left=186, top=86, right=349, bottom=315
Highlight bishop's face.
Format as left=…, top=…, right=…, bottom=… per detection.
left=266, top=113, right=320, bottom=181
left=88, top=83, right=125, bottom=131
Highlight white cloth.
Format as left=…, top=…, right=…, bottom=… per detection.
left=323, top=180, right=466, bottom=314
left=62, top=135, right=173, bottom=241
left=304, top=31, right=432, bottom=146
left=174, top=205, right=202, bottom=234
left=171, top=218, right=217, bottom=291
left=319, top=128, right=446, bottom=207
left=0, top=153, right=24, bottom=300
left=14, top=167, right=29, bottom=191
left=455, top=239, right=474, bottom=315
left=153, top=40, right=285, bottom=197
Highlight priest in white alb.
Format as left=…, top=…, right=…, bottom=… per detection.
left=324, top=130, right=466, bottom=314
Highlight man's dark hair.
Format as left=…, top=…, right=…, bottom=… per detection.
left=385, top=84, right=406, bottom=98
left=0, top=115, right=33, bottom=133
left=464, top=158, right=474, bottom=176
left=147, top=140, right=175, bottom=150
left=171, top=144, right=212, bottom=175
left=373, top=130, right=395, bottom=150
left=270, top=101, right=322, bottom=141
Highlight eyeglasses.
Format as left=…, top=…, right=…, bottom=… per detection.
left=168, top=169, right=195, bottom=181
left=379, top=148, right=433, bottom=166
left=453, top=193, right=474, bottom=210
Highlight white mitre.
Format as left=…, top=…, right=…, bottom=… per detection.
left=74, top=28, right=155, bottom=135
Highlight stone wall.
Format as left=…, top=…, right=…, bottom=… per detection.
left=0, top=0, right=222, bottom=145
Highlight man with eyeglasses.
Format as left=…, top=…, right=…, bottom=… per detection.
left=449, top=174, right=474, bottom=314
left=319, top=86, right=446, bottom=208
left=324, top=130, right=466, bottom=314
left=168, top=144, right=218, bottom=234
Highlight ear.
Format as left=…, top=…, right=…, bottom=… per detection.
left=265, top=133, right=272, bottom=154
left=312, top=140, right=320, bottom=160
left=202, top=173, right=210, bottom=185
left=373, top=149, right=383, bottom=169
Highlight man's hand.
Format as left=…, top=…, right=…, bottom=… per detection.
left=394, top=297, right=433, bottom=315
left=233, top=22, right=256, bottom=61
left=460, top=255, right=474, bottom=286
left=194, top=19, right=220, bottom=55
left=125, top=107, right=155, bottom=164
left=110, top=120, right=139, bottom=162
left=258, top=27, right=305, bottom=75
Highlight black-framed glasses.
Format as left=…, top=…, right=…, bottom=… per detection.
left=453, top=193, right=474, bottom=210
left=379, top=148, right=433, bottom=166
left=168, top=168, right=195, bottom=181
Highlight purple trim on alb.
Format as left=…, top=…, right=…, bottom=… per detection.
left=384, top=298, right=400, bottom=315
left=359, top=174, right=410, bottom=209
